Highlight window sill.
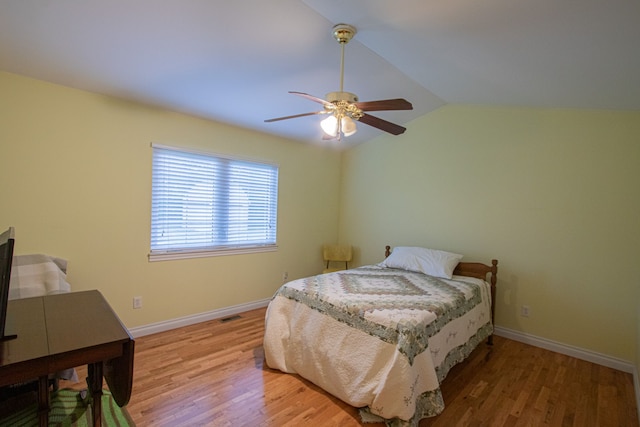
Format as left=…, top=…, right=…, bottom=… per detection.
left=148, top=245, right=277, bottom=262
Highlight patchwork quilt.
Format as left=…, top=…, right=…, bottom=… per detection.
left=263, top=265, right=492, bottom=426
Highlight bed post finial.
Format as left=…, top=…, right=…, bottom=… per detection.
left=385, top=246, right=391, bottom=258
left=490, top=259, right=498, bottom=285
left=488, top=259, right=498, bottom=345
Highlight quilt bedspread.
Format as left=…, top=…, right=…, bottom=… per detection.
left=263, top=266, right=493, bottom=426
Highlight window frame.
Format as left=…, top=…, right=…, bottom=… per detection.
left=148, top=143, right=279, bottom=262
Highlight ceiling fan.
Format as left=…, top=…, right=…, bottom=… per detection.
left=265, top=23, right=413, bottom=140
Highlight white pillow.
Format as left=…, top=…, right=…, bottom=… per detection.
left=378, top=246, right=463, bottom=279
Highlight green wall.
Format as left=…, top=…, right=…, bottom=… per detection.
left=0, top=71, right=342, bottom=328
left=340, top=105, right=640, bottom=362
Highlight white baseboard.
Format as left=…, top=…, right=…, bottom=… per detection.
left=635, top=366, right=640, bottom=423
left=494, top=326, right=634, bottom=374
left=496, top=326, right=640, bottom=417
left=128, top=305, right=639, bottom=416
left=128, top=298, right=271, bottom=338
left=130, top=307, right=634, bottom=372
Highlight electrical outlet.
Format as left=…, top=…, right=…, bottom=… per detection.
left=521, top=305, right=530, bottom=317
left=282, top=271, right=288, bottom=282
left=133, top=296, right=142, bottom=309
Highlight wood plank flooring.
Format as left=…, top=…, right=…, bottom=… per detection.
left=63, top=307, right=638, bottom=426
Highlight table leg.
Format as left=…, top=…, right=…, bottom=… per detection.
left=87, top=362, right=103, bottom=427
left=37, top=375, right=49, bottom=427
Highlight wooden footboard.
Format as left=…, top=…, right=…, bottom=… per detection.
left=384, top=245, right=498, bottom=344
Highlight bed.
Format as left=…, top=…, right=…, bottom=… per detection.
left=263, top=246, right=498, bottom=426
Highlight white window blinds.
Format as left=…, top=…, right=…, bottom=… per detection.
left=150, top=144, right=278, bottom=260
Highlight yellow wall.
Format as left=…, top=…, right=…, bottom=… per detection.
left=340, top=105, right=640, bottom=362
left=0, top=71, right=342, bottom=328
left=3, top=71, right=639, bottom=365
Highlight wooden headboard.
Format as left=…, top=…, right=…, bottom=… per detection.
left=384, top=245, right=498, bottom=284
left=384, top=245, right=498, bottom=344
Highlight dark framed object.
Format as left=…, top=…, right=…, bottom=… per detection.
left=0, top=226, right=16, bottom=341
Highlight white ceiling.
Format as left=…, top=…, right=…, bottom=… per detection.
left=1, top=0, right=639, bottom=148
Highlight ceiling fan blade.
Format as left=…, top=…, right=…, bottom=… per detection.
left=264, top=111, right=327, bottom=123
left=290, top=91, right=333, bottom=107
left=358, top=113, right=407, bottom=135
left=355, top=98, right=413, bottom=111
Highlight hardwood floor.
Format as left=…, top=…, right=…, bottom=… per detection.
left=63, top=307, right=638, bottom=426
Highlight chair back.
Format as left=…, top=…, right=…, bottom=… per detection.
left=322, top=245, right=352, bottom=273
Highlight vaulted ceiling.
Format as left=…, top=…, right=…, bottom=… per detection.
left=1, top=0, right=638, bottom=147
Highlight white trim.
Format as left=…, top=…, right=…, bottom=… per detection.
left=494, top=326, right=634, bottom=373
left=128, top=306, right=640, bottom=414
left=634, top=366, right=640, bottom=423
left=128, top=298, right=271, bottom=338
left=151, top=142, right=279, bottom=167
left=148, top=245, right=277, bottom=262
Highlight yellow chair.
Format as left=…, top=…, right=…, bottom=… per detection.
left=322, top=245, right=352, bottom=274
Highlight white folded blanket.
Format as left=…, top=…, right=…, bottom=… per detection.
left=9, top=254, right=71, bottom=300
left=7, top=253, right=77, bottom=381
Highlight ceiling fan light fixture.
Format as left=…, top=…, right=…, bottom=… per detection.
left=320, top=115, right=338, bottom=137
left=320, top=114, right=357, bottom=138
left=341, top=116, right=357, bottom=136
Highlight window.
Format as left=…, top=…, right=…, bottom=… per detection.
left=149, top=144, right=278, bottom=261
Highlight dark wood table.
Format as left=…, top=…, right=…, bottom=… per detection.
left=0, top=290, right=134, bottom=426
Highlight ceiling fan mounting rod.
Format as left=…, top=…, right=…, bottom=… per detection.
left=332, top=24, right=356, bottom=94
left=339, top=40, right=345, bottom=92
